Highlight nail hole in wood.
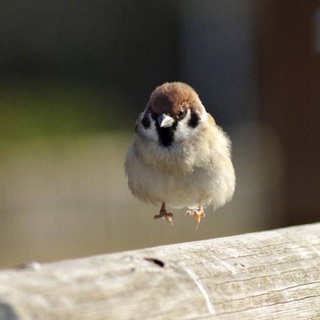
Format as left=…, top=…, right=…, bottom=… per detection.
left=144, top=257, right=165, bottom=268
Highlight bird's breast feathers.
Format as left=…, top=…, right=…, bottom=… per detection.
left=125, top=119, right=234, bottom=209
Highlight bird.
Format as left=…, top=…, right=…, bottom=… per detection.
left=124, top=82, right=235, bottom=228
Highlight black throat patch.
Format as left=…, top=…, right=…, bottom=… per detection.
left=151, top=111, right=178, bottom=147
left=155, top=122, right=177, bottom=147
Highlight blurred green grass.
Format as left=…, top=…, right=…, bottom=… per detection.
left=0, top=80, right=131, bottom=142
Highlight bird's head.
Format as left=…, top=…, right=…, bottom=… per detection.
left=136, top=82, right=208, bottom=147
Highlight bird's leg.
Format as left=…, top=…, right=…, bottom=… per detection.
left=154, top=202, right=174, bottom=225
left=185, top=205, right=205, bottom=229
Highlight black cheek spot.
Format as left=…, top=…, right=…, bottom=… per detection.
left=141, top=113, right=151, bottom=129
left=188, top=109, right=200, bottom=128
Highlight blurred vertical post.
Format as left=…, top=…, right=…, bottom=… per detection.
left=257, top=0, right=320, bottom=225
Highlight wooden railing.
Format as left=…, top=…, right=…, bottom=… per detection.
left=0, top=223, right=319, bottom=319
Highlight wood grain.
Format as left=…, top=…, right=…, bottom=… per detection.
left=0, top=223, right=320, bottom=319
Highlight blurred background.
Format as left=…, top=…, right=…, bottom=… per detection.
left=0, top=0, right=319, bottom=269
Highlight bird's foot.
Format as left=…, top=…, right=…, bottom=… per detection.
left=185, top=206, right=205, bottom=229
left=154, top=202, right=174, bottom=226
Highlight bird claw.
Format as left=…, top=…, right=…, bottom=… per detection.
left=154, top=212, right=174, bottom=225
left=185, top=206, right=205, bottom=229
left=154, top=203, right=174, bottom=225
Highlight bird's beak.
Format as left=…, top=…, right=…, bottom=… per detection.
left=158, top=113, right=174, bottom=128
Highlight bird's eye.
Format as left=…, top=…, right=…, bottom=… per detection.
left=177, top=108, right=186, bottom=119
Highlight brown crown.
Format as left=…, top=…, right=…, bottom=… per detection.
left=149, top=82, right=204, bottom=116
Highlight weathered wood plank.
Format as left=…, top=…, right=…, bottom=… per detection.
left=0, top=223, right=320, bottom=319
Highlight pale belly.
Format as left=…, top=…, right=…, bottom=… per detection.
left=126, top=142, right=235, bottom=211
left=129, top=163, right=219, bottom=210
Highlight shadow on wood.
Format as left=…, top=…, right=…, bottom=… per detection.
left=0, top=223, right=319, bottom=319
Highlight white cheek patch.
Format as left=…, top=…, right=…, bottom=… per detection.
left=175, top=123, right=191, bottom=141
left=201, top=109, right=208, bottom=122
left=138, top=114, right=158, bottom=142
left=175, top=110, right=195, bottom=141
left=175, top=108, right=206, bottom=142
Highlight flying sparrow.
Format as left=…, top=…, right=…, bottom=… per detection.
left=125, top=82, right=235, bottom=228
